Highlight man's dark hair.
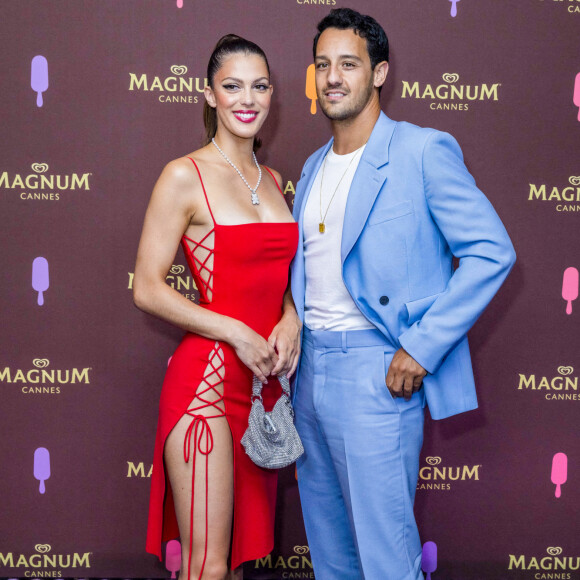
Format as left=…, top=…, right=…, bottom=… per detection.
left=313, top=8, right=389, bottom=68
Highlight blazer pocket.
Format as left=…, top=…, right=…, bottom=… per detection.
left=368, top=200, right=413, bottom=226
left=405, top=292, right=443, bottom=325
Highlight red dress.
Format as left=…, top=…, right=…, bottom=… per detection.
left=146, top=158, right=298, bottom=574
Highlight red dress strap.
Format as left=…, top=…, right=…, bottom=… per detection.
left=263, top=166, right=283, bottom=195
left=187, top=157, right=216, bottom=225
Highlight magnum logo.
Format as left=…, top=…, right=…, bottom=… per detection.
left=416, top=456, right=481, bottom=491
left=547, top=0, right=580, bottom=14
left=128, top=64, right=206, bottom=104
left=253, top=545, right=313, bottom=575
left=0, top=543, right=91, bottom=571
left=401, top=73, right=501, bottom=111
left=127, top=461, right=153, bottom=478
left=517, top=366, right=579, bottom=401
left=128, top=264, right=198, bottom=302
left=528, top=176, right=580, bottom=212
left=0, top=163, right=91, bottom=201
left=297, top=0, right=336, bottom=5
left=508, top=546, right=580, bottom=574
left=0, top=358, right=92, bottom=395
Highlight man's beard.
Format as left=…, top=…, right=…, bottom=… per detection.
left=318, top=78, right=375, bottom=122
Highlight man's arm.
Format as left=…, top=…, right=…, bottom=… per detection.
left=269, top=278, right=302, bottom=378
left=396, top=130, right=516, bottom=377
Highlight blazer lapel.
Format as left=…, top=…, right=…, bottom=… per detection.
left=291, top=141, right=333, bottom=320
left=341, top=113, right=397, bottom=263
left=293, top=141, right=333, bottom=225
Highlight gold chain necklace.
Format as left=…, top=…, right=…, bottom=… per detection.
left=318, top=146, right=364, bottom=234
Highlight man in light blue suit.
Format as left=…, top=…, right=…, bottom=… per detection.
left=290, top=8, right=516, bottom=579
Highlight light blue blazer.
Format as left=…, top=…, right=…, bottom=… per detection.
left=291, top=112, right=516, bottom=419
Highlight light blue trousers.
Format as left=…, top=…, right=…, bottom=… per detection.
left=294, top=327, right=425, bottom=580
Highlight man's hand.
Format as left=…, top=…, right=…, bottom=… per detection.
left=385, top=348, right=427, bottom=401
left=268, top=309, right=302, bottom=379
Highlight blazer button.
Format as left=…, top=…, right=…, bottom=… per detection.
left=379, top=296, right=389, bottom=305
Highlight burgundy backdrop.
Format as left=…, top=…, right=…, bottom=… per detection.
left=1, top=1, right=579, bottom=579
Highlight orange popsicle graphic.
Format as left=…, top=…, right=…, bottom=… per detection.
left=562, top=267, right=579, bottom=315
left=305, top=64, right=317, bottom=115
left=551, top=453, right=567, bottom=498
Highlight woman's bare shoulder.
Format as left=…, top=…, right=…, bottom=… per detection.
left=155, top=146, right=213, bottom=195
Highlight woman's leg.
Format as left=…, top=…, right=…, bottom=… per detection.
left=164, top=345, right=238, bottom=580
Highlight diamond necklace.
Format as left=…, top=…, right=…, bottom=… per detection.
left=211, top=138, right=262, bottom=205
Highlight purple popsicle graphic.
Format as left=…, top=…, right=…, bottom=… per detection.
left=422, top=541, right=437, bottom=579
left=574, top=73, right=580, bottom=122
left=562, top=267, right=579, bottom=315
left=32, top=257, right=49, bottom=306
left=165, top=540, right=181, bottom=578
left=551, top=453, right=567, bottom=498
left=34, top=447, right=51, bottom=494
left=449, top=0, right=460, bottom=17
left=31, top=56, right=49, bottom=108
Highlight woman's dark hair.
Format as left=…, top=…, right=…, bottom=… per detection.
left=313, top=8, right=389, bottom=93
left=203, top=34, right=270, bottom=150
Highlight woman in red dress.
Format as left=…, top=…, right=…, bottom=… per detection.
left=133, top=35, right=300, bottom=580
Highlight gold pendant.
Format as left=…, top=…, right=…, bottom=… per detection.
left=319, top=223, right=325, bottom=234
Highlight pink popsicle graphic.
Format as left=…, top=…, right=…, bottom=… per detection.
left=32, top=257, right=50, bottom=306
left=34, top=447, right=51, bottom=494
left=551, top=453, right=567, bottom=498
left=31, top=56, right=49, bottom=108
left=176, top=0, right=183, bottom=7
left=562, top=267, right=579, bottom=315
left=165, top=540, right=181, bottom=578
left=421, top=541, right=437, bottom=579
left=449, top=0, right=461, bottom=17
left=574, top=73, right=580, bottom=122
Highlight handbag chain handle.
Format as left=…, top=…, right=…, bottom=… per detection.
left=252, top=374, right=291, bottom=402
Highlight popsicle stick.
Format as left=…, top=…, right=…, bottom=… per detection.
left=555, top=484, right=561, bottom=498
left=39, top=480, right=46, bottom=494
left=567, top=301, right=572, bottom=315
left=37, top=92, right=43, bottom=107
left=310, top=100, right=316, bottom=115
left=38, top=291, right=44, bottom=306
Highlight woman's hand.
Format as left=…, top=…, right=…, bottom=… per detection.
left=268, top=309, right=302, bottom=379
left=230, top=321, right=278, bottom=383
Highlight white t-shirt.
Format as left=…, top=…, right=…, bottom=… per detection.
left=303, top=144, right=375, bottom=331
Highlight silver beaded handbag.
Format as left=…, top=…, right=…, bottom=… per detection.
left=241, top=374, right=304, bottom=469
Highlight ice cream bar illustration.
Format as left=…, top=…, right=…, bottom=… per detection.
left=421, top=542, right=437, bottom=580
left=421, top=541, right=437, bottom=579
left=562, top=267, right=579, bottom=315
left=165, top=539, right=181, bottom=578
left=551, top=452, right=567, bottom=498
left=449, top=0, right=460, bottom=18
left=176, top=0, right=183, bottom=7
left=32, top=257, right=49, bottom=306
left=31, top=56, right=49, bottom=108
left=34, top=447, right=51, bottom=494
left=305, top=64, right=317, bottom=115
left=574, top=73, right=580, bottom=122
